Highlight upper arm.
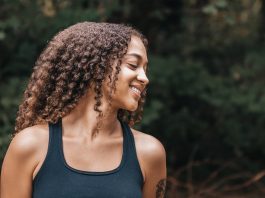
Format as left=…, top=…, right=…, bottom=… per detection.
left=0, top=128, right=43, bottom=198
left=140, top=135, right=167, bottom=198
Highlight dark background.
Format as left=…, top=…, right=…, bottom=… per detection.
left=1, top=0, right=265, bottom=197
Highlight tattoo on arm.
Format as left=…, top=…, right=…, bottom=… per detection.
left=156, top=178, right=166, bottom=198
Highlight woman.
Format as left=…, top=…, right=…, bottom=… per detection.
left=1, top=22, right=167, bottom=198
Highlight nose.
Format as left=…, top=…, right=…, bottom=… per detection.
left=137, top=68, right=149, bottom=85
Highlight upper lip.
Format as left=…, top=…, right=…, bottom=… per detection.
left=130, top=84, right=145, bottom=93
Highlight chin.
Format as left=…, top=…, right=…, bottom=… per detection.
left=124, top=102, right=138, bottom=111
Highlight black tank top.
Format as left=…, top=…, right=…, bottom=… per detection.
left=32, top=118, right=144, bottom=198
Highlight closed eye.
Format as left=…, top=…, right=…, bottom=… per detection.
left=128, top=63, right=148, bottom=74
left=128, top=64, right=138, bottom=69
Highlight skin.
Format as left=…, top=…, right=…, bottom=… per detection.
left=0, top=35, right=167, bottom=198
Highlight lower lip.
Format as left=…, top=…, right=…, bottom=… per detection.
left=130, top=87, right=141, bottom=99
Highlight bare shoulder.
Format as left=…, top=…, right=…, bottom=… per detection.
left=130, top=128, right=167, bottom=183
left=6, top=124, right=49, bottom=167
left=10, top=124, right=48, bottom=155
left=130, top=128, right=166, bottom=161
left=1, top=124, right=49, bottom=197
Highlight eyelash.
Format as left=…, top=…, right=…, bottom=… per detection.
left=128, top=63, right=148, bottom=74
left=128, top=64, right=138, bottom=69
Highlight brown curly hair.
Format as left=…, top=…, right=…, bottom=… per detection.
left=14, top=22, right=148, bottom=135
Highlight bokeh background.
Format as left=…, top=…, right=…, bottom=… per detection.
left=1, top=0, right=265, bottom=197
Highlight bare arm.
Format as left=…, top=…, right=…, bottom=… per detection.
left=141, top=137, right=167, bottom=198
left=1, top=128, right=42, bottom=198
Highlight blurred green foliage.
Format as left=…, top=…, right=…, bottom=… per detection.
left=1, top=0, right=265, bottom=185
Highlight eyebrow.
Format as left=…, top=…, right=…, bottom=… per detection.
left=126, top=53, right=148, bottom=65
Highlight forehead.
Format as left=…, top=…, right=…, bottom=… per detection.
left=125, top=36, right=148, bottom=64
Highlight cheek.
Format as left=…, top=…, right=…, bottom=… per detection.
left=114, top=80, right=128, bottom=97
left=115, top=70, right=129, bottom=88
left=111, top=66, right=136, bottom=97
left=118, top=67, right=135, bottom=82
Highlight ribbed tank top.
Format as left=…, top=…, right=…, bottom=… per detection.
left=32, top=118, right=144, bottom=198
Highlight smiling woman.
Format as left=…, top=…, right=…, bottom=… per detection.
left=0, top=22, right=167, bottom=198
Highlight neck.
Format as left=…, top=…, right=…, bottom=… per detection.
left=62, top=91, right=121, bottom=141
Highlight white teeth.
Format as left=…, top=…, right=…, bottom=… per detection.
left=130, top=86, right=141, bottom=95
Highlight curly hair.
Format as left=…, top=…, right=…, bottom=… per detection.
left=14, top=22, right=148, bottom=135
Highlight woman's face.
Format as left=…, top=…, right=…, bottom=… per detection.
left=106, top=35, right=149, bottom=111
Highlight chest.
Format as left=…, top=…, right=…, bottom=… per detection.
left=62, top=137, right=123, bottom=172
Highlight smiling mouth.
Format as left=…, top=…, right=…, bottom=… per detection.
left=130, top=86, right=141, bottom=97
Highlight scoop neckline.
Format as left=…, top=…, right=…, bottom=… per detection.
left=58, top=118, right=127, bottom=175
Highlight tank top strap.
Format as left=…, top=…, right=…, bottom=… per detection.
left=33, top=118, right=63, bottom=183
left=120, top=121, right=137, bottom=161
left=47, top=118, right=62, bottom=165
left=120, top=121, right=144, bottom=185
